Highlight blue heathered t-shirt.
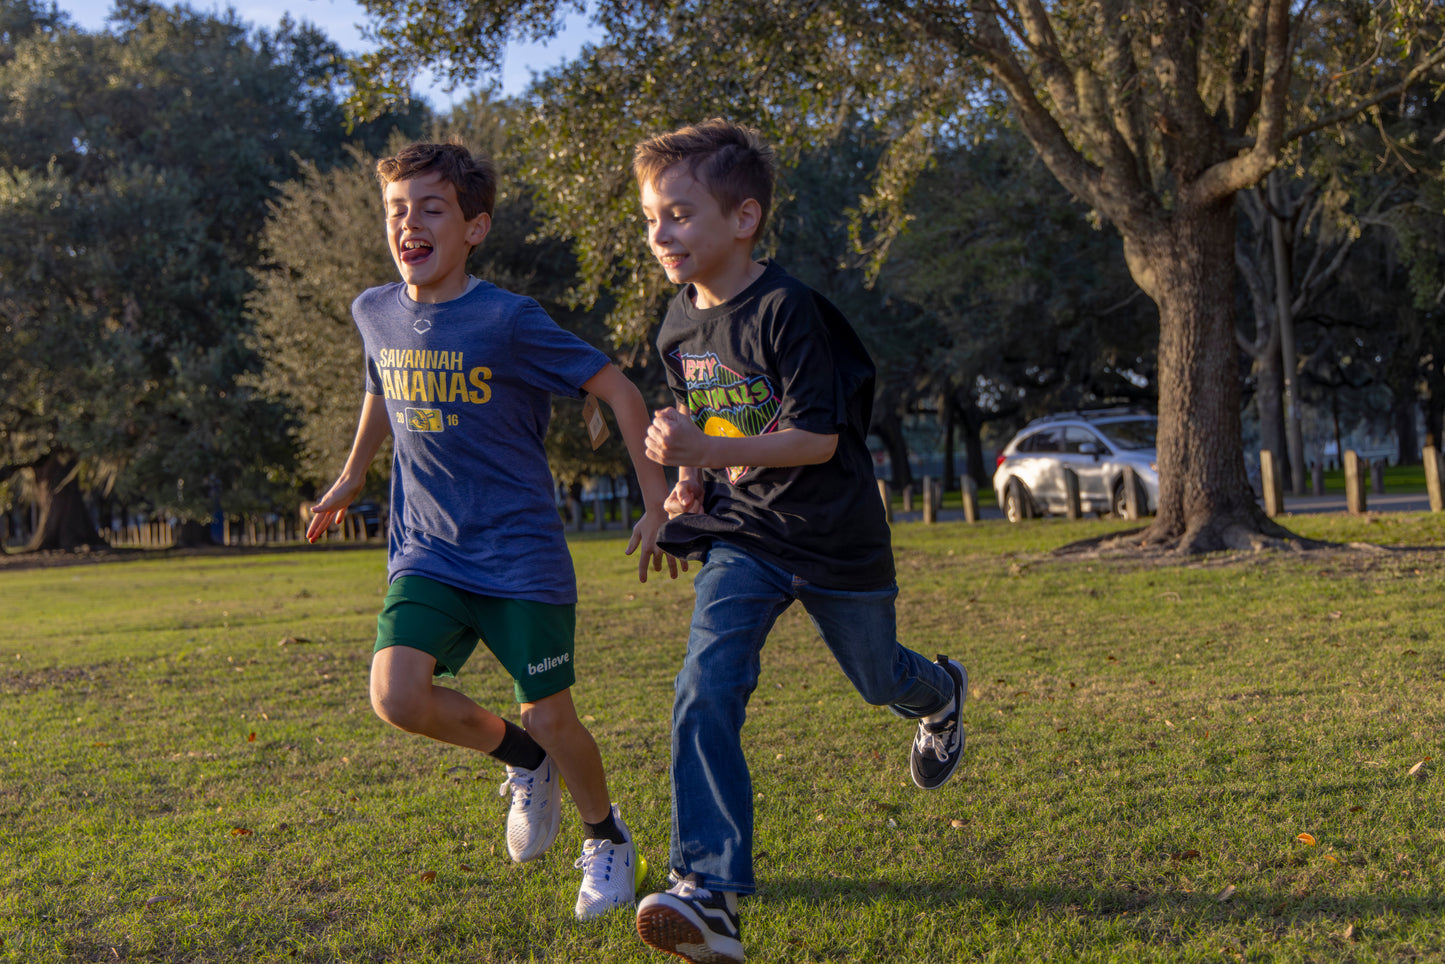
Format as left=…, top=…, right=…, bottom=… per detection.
left=352, top=281, right=610, bottom=604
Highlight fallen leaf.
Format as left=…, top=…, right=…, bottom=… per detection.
left=1349, top=805, right=1364, bottom=813
left=1343, top=923, right=1356, bottom=940
left=1328, top=611, right=1342, bottom=619
left=1171, top=849, right=1201, bottom=861
left=1297, top=832, right=1317, bottom=846
left=1403, top=649, right=1419, bottom=656
left=418, top=870, right=437, bottom=883
left=1324, top=854, right=1341, bottom=864
left=1164, top=720, right=1175, bottom=728
left=949, top=818, right=967, bottom=829
left=1408, top=760, right=1426, bottom=777
left=1217, top=883, right=1236, bottom=902
left=145, top=894, right=180, bottom=907
left=445, top=765, right=473, bottom=778
left=247, top=732, right=256, bottom=742
left=458, top=863, right=474, bottom=872
left=231, top=827, right=253, bottom=836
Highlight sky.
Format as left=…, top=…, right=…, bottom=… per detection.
left=55, top=0, right=598, bottom=107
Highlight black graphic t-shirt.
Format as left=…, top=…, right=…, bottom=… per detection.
left=656, top=260, right=895, bottom=590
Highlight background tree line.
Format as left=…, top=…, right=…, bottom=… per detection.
left=2, top=0, right=1442, bottom=553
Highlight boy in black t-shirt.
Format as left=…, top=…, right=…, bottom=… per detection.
left=632, top=119, right=969, bottom=964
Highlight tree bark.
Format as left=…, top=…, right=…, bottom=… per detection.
left=872, top=411, right=913, bottom=491
left=22, top=452, right=103, bottom=552
left=1126, top=200, right=1292, bottom=552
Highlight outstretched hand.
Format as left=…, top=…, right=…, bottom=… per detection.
left=625, top=507, right=685, bottom=582
left=305, top=475, right=363, bottom=543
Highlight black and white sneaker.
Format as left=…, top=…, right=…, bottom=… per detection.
left=636, top=873, right=744, bottom=963
left=910, top=655, right=968, bottom=790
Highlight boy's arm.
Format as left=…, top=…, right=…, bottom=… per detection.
left=306, top=392, right=391, bottom=543
left=645, top=406, right=838, bottom=469
left=580, top=364, right=683, bottom=582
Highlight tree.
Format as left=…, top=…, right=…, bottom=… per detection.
left=0, top=1, right=422, bottom=550
left=347, top=0, right=1445, bottom=552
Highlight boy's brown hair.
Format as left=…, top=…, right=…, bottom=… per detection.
left=633, top=119, right=777, bottom=237
left=375, top=141, right=497, bottom=221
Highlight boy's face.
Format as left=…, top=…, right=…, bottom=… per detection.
left=640, top=165, right=758, bottom=303
left=383, top=172, right=490, bottom=304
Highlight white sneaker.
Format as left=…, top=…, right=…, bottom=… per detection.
left=573, top=805, right=639, bottom=921
left=498, top=755, right=562, bottom=863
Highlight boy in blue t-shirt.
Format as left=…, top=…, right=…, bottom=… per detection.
left=306, top=141, right=677, bottom=921
left=630, top=120, right=969, bottom=964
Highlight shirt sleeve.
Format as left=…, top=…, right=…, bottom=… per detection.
left=766, top=292, right=847, bottom=435
left=510, top=300, right=611, bottom=397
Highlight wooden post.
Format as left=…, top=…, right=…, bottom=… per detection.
left=1425, top=445, right=1444, bottom=513
left=1122, top=467, right=1142, bottom=520
left=568, top=496, right=582, bottom=531
left=902, top=484, right=914, bottom=513
left=1062, top=468, right=1081, bottom=520
left=1370, top=458, right=1385, bottom=495
left=1311, top=460, right=1324, bottom=496
left=1260, top=449, right=1284, bottom=518
left=877, top=480, right=892, bottom=523
left=1344, top=450, right=1367, bottom=514
left=961, top=476, right=979, bottom=523
left=922, top=476, right=937, bottom=524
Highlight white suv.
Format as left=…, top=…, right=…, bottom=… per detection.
left=992, top=409, right=1158, bottom=522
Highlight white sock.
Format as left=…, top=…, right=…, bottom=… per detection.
left=923, top=696, right=955, bottom=725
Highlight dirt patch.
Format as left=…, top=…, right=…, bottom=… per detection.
left=1, top=664, right=102, bottom=696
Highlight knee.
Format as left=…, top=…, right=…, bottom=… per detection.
left=519, top=698, right=578, bottom=748
left=369, top=674, right=430, bottom=733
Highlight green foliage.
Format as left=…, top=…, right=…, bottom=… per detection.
left=0, top=1, right=428, bottom=541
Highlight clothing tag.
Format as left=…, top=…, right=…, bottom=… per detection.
left=582, top=394, right=610, bottom=450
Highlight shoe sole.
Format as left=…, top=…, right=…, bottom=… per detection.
left=910, top=659, right=968, bottom=790
left=637, top=901, right=744, bottom=964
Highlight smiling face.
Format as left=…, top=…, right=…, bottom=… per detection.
left=640, top=165, right=762, bottom=309
left=383, top=172, right=491, bottom=304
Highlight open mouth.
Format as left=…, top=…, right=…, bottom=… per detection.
left=400, top=239, right=433, bottom=264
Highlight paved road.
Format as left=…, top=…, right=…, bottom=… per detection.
left=891, top=489, right=1435, bottom=523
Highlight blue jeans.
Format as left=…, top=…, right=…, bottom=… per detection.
left=669, top=543, right=954, bottom=894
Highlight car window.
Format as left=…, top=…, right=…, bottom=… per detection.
left=1020, top=428, right=1062, bottom=453
left=1063, top=426, right=1107, bottom=454
left=1098, top=418, right=1157, bottom=450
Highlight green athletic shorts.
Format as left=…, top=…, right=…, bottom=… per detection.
left=375, top=575, right=577, bottom=704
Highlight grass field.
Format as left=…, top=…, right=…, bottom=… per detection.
left=4, top=512, right=1445, bottom=963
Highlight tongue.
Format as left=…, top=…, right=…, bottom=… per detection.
left=402, top=245, right=432, bottom=264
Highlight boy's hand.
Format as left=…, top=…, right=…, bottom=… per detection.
left=646, top=407, right=711, bottom=467
left=626, top=507, right=684, bottom=582
left=664, top=479, right=704, bottom=519
left=305, top=475, right=364, bottom=543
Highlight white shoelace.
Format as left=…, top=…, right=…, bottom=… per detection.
left=916, top=721, right=956, bottom=761
left=498, top=769, right=534, bottom=806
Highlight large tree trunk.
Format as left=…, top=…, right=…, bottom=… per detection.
left=1126, top=201, right=1293, bottom=552
left=872, top=410, right=914, bottom=491
left=22, top=452, right=103, bottom=552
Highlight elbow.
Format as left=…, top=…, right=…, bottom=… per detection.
left=808, top=435, right=838, bottom=465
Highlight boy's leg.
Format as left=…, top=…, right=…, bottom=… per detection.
left=520, top=688, right=609, bottom=824
left=370, top=644, right=509, bottom=753
left=522, top=688, right=641, bottom=921
left=637, top=545, right=787, bottom=964
left=797, top=582, right=968, bottom=789
left=667, top=544, right=792, bottom=892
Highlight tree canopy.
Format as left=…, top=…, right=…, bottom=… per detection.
left=347, top=0, right=1445, bottom=552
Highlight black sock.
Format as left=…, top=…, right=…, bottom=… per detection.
left=584, top=808, right=626, bottom=845
left=489, top=720, right=546, bottom=771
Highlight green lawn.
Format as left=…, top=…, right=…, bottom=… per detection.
left=3, top=514, right=1444, bottom=962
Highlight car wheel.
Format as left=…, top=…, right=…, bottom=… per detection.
left=1004, top=482, right=1031, bottom=523
left=1111, top=480, right=1129, bottom=518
